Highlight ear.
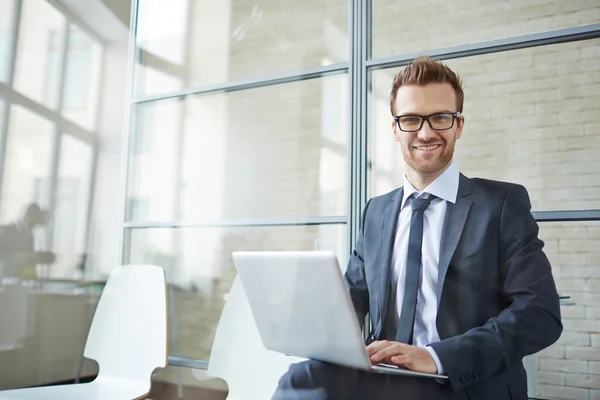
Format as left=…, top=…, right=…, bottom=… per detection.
left=456, top=116, right=465, bottom=139
left=392, top=119, right=400, bottom=142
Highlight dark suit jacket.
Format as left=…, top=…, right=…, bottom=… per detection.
left=344, top=174, right=562, bottom=400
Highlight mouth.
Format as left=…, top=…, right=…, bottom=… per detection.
left=413, top=144, right=442, bottom=151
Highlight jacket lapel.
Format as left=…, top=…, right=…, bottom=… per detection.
left=437, top=174, right=473, bottom=305
left=377, top=187, right=403, bottom=334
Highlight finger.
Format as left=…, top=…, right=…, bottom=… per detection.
left=370, top=341, right=412, bottom=357
left=366, top=340, right=393, bottom=355
left=390, top=342, right=412, bottom=351
left=390, top=355, right=408, bottom=366
left=370, top=344, right=403, bottom=363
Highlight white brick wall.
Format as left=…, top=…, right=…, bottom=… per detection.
left=372, top=0, right=600, bottom=58
left=537, top=222, right=600, bottom=399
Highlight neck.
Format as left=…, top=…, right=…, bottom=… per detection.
left=405, top=161, right=452, bottom=191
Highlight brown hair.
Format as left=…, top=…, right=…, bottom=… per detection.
left=389, top=56, right=464, bottom=115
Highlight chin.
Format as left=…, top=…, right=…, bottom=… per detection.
left=409, top=160, right=448, bottom=175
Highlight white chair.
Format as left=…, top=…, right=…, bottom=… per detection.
left=0, top=265, right=168, bottom=400
left=193, top=275, right=305, bottom=400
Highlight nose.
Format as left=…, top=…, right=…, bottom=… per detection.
left=417, top=121, right=437, bottom=141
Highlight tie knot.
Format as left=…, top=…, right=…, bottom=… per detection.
left=410, top=194, right=435, bottom=212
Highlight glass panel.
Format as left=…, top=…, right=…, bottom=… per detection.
left=13, top=0, right=66, bottom=108
left=127, top=74, right=348, bottom=222
left=0, top=106, right=53, bottom=280
left=62, top=25, right=102, bottom=129
left=0, top=108, right=99, bottom=390
left=127, top=224, right=347, bottom=359
left=0, top=105, right=53, bottom=220
left=0, top=279, right=100, bottom=390
left=369, top=39, right=600, bottom=210
left=52, top=135, right=94, bottom=280
left=0, top=0, right=14, bottom=82
left=372, top=0, right=600, bottom=59
left=149, top=365, right=227, bottom=399
left=0, top=1, right=130, bottom=390
left=134, top=0, right=348, bottom=96
left=526, top=221, right=600, bottom=399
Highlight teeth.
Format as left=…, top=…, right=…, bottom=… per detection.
left=416, top=145, right=440, bottom=150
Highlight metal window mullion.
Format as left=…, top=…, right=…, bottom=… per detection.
left=0, top=0, right=23, bottom=217
left=359, top=0, right=370, bottom=217
left=131, top=63, right=349, bottom=104
left=346, top=0, right=354, bottom=259
left=348, top=0, right=369, bottom=254
left=348, top=0, right=359, bottom=253
left=0, top=82, right=95, bottom=142
left=118, top=0, right=140, bottom=265
left=533, top=210, right=600, bottom=222
left=123, top=216, right=348, bottom=230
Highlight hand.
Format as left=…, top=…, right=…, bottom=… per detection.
left=366, top=340, right=438, bottom=374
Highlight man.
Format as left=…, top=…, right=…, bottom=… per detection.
left=0, top=203, right=55, bottom=279
left=274, top=56, right=562, bottom=399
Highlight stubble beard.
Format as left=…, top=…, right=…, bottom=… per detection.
left=404, top=138, right=456, bottom=176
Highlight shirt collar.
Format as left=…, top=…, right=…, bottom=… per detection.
left=401, top=161, right=460, bottom=209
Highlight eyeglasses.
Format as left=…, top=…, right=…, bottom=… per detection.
left=394, top=112, right=461, bottom=132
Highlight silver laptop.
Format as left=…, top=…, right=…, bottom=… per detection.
left=232, top=250, right=447, bottom=379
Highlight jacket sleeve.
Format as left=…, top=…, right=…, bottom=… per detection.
left=430, top=184, right=563, bottom=391
left=344, top=199, right=372, bottom=331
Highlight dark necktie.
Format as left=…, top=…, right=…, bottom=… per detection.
left=395, top=194, right=435, bottom=344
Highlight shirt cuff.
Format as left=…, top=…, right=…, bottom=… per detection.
left=425, top=345, right=444, bottom=375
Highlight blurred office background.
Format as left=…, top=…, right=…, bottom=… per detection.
left=0, top=1, right=599, bottom=399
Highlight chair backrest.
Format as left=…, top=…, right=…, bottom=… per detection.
left=84, top=265, right=168, bottom=382
left=200, top=275, right=304, bottom=400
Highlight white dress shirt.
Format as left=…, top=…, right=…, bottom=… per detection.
left=388, top=161, right=459, bottom=374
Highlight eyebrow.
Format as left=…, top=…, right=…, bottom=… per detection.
left=397, top=110, right=454, bottom=117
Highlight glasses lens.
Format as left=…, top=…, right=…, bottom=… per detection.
left=398, top=116, right=423, bottom=131
left=429, top=113, right=454, bottom=129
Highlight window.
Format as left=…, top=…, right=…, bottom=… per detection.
left=134, top=0, right=348, bottom=95
left=369, top=39, right=600, bottom=211
left=126, top=224, right=347, bottom=359
left=53, top=135, right=94, bottom=279
left=128, top=74, right=349, bottom=222
left=0, top=106, right=54, bottom=223
left=13, top=0, right=67, bottom=108
left=62, top=25, right=102, bottom=129
left=531, top=222, right=600, bottom=399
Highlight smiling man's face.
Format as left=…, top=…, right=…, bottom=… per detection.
left=392, top=82, right=464, bottom=178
